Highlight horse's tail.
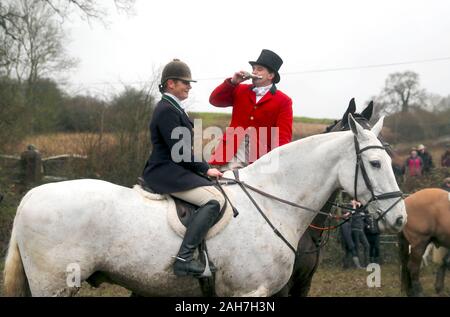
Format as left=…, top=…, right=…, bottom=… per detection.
left=398, top=231, right=410, bottom=294
left=3, top=223, right=31, bottom=297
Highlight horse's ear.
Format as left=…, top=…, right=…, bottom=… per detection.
left=371, top=116, right=385, bottom=137
left=342, top=98, right=356, bottom=122
left=348, top=113, right=361, bottom=136
left=361, top=101, right=374, bottom=121
left=349, top=98, right=356, bottom=112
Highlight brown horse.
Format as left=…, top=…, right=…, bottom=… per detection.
left=274, top=98, right=375, bottom=296
left=399, top=188, right=450, bottom=296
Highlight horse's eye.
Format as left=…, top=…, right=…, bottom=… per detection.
left=370, top=160, right=381, bottom=168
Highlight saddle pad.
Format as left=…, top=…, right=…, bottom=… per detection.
left=132, top=185, right=166, bottom=200
left=133, top=185, right=233, bottom=239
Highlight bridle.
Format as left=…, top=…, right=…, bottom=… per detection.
left=329, top=117, right=404, bottom=223
left=352, top=135, right=404, bottom=223
left=216, top=132, right=404, bottom=254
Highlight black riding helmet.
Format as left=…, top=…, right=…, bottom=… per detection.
left=159, top=59, right=196, bottom=93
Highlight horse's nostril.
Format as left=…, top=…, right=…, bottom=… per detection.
left=396, top=216, right=404, bottom=227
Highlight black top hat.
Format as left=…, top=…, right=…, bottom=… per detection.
left=249, top=49, right=283, bottom=83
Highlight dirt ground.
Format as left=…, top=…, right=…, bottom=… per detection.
left=1, top=262, right=446, bottom=297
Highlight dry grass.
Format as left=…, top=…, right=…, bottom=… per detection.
left=4, top=121, right=328, bottom=158
left=75, top=263, right=449, bottom=297
left=5, top=133, right=118, bottom=157
left=293, top=122, right=328, bottom=139
left=309, top=263, right=449, bottom=297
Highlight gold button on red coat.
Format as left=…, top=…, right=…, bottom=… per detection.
left=250, top=116, right=254, bottom=120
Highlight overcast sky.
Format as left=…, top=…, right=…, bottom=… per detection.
left=64, top=0, right=450, bottom=119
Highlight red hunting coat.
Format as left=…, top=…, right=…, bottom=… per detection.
left=208, top=78, right=293, bottom=165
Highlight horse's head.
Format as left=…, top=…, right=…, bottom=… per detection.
left=337, top=114, right=407, bottom=232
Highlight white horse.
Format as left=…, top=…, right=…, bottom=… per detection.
left=4, top=115, right=407, bottom=297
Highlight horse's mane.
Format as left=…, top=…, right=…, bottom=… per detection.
left=248, top=129, right=350, bottom=173
left=325, top=113, right=370, bottom=132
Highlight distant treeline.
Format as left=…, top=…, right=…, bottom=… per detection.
left=0, top=77, right=154, bottom=147
left=383, top=107, right=450, bottom=143
left=1, top=76, right=449, bottom=155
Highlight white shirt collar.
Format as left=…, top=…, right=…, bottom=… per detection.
left=164, top=93, right=187, bottom=110
left=252, top=84, right=272, bottom=96
left=252, top=84, right=273, bottom=102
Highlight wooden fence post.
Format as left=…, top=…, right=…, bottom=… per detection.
left=20, top=145, right=43, bottom=185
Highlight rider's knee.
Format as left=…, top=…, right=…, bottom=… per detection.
left=209, top=191, right=226, bottom=211
left=205, top=199, right=222, bottom=216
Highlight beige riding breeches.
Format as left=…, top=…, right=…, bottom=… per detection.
left=171, top=185, right=225, bottom=209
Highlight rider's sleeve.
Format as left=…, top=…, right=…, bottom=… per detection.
left=209, top=78, right=237, bottom=108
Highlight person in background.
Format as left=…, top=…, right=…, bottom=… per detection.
left=441, top=144, right=450, bottom=167
left=339, top=212, right=361, bottom=269
left=405, top=149, right=423, bottom=177
left=441, top=177, right=450, bottom=192
left=364, top=213, right=381, bottom=264
left=339, top=200, right=365, bottom=269
left=417, top=144, right=434, bottom=174
left=350, top=200, right=370, bottom=267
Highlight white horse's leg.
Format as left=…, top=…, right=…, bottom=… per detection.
left=26, top=269, right=71, bottom=296
left=27, top=269, right=89, bottom=296
left=23, top=254, right=94, bottom=297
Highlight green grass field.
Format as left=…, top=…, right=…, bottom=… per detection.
left=189, top=112, right=334, bottom=126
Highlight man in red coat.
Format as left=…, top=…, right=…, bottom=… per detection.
left=208, top=49, right=293, bottom=170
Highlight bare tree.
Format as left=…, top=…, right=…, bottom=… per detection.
left=0, top=30, right=17, bottom=76
left=376, top=71, right=427, bottom=115
left=42, top=0, right=135, bottom=23
left=0, top=2, right=22, bottom=39
left=0, top=0, right=135, bottom=40
left=1, top=0, right=135, bottom=79
left=430, top=94, right=450, bottom=112
left=1, top=0, right=77, bottom=84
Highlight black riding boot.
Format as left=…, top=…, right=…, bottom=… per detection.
left=173, top=200, right=220, bottom=277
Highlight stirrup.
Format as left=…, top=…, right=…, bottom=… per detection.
left=200, top=250, right=213, bottom=278
left=173, top=257, right=204, bottom=277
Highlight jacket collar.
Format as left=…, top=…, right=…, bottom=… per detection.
left=249, top=83, right=277, bottom=95
left=162, top=94, right=193, bottom=126
left=248, top=84, right=277, bottom=104
left=162, top=94, right=185, bottom=115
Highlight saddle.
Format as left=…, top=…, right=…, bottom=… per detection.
left=137, top=177, right=228, bottom=227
